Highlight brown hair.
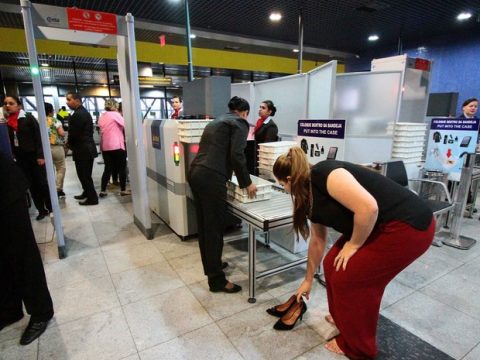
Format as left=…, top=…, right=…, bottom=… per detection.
left=462, top=98, right=478, bottom=107
left=273, top=146, right=311, bottom=239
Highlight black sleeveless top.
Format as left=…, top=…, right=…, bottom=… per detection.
left=310, top=161, right=433, bottom=238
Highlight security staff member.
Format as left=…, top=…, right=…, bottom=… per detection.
left=188, top=96, right=257, bottom=293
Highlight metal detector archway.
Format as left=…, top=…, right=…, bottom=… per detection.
left=21, top=0, right=152, bottom=259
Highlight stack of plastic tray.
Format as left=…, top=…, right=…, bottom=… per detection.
left=257, top=141, right=297, bottom=180
left=227, top=175, right=273, bottom=203
left=391, top=122, right=426, bottom=163
left=177, top=119, right=212, bottom=143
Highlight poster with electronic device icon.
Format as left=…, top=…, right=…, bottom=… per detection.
left=425, top=118, right=479, bottom=180
left=297, top=119, right=346, bottom=165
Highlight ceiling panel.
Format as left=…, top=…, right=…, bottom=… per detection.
left=1, top=0, right=479, bottom=54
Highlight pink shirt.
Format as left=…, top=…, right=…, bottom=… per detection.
left=98, top=111, right=125, bottom=151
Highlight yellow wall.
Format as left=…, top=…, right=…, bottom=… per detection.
left=0, top=27, right=345, bottom=74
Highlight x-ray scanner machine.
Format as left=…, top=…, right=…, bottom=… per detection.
left=144, top=119, right=198, bottom=239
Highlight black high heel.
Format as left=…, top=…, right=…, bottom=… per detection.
left=266, top=295, right=297, bottom=317
left=273, top=299, right=307, bottom=330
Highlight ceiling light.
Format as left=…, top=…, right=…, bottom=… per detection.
left=368, top=34, right=379, bottom=41
left=292, top=49, right=299, bottom=53
left=269, top=12, right=282, bottom=21
left=189, top=34, right=196, bottom=39
left=457, top=12, right=472, bottom=21
left=41, top=63, right=49, bottom=67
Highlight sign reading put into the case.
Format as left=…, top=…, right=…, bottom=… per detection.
left=425, top=118, right=479, bottom=180
left=297, top=119, right=346, bottom=165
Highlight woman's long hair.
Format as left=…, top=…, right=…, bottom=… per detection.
left=273, top=146, right=311, bottom=239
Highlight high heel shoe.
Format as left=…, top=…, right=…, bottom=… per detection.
left=266, top=295, right=297, bottom=317
left=273, top=299, right=307, bottom=331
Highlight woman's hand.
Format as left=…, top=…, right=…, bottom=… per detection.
left=296, top=279, right=312, bottom=302
left=246, top=183, right=257, bottom=198
left=333, top=241, right=359, bottom=271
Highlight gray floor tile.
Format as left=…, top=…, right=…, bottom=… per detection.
left=102, top=241, right=165, bottom=274
left=111, top=261, right=184, bottom=305
left=381, top=291, right=480, bottom=359
left=189, top=275, right=274, bottom=321
left=151, top=233, right=199, bottom=260
left=44, top=248, right=109, bottom=289
left=123, top=286, right=213, bottom=351
left=381, top=279, right=416, bottom=309
left=49, top=275, right=120, bottom=325
left=138, top=323, right=242, bottom=360
left=167, top=251, right=206, bottom=285
left=421, top=269, right=480, bottom=320
left=295, top=344, right=345, bottom=360
left=394, top=256, right=454, bottom=290
left=217, top=299, right=322, bottom=360
left=462, top=342, right=480, bottom=360
left=38, top=307, right=137, bottom=360
left=0, top=338, right=38, bottom=360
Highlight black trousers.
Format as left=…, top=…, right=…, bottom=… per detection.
left=101, top=149, right=127, bottom=191
left=0, top=197, right=54, bottom=323
left=74, top=158, right=98, bottom=202
left=188, top=166, right=227, bottom=290
left=15, top=152, right=51, bottom=213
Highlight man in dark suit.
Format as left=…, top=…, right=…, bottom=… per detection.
left=66, top=92, right=98, bottom=205
left=0, top=152, right=54, bottom=345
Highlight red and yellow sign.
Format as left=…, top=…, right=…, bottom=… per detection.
left=67, top=8, right=118, bottom=35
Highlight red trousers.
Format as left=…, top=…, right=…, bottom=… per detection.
left=323, top=218, right=435, bottom=359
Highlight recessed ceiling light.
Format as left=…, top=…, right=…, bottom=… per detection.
left=457, top=12, right=472, bottom=21
left=292, top=49, right=299, bottom=53
left=269, top=12, right=282, bottom=21
left=189, top=34, right=196, bottom=39
left=368, top=34, right=379, bottom=41
left=41, top=63, right=49, bottom=67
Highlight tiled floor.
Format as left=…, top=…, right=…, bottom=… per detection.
left=1, top=157, right=480, bottom=359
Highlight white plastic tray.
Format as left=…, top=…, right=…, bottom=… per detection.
left=179, top=135, right=202, bottom=143
left=258, top=141, right=297, bottom=153
left=177, top=120, right=211, bottom=129
left=178, top=128, right=204, bottom=136
left=227, top=175, right=273, bottom=203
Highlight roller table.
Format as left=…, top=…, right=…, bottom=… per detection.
left=226, top=189, right=308, bottom=303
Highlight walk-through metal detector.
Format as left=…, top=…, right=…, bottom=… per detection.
left=21, top=0, right=152, bottom=258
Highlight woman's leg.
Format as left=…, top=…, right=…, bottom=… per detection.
left=323, top=219, right=435, bottom=360
left=115, top=149, right=127, bottom=191
left=100, top=151, right=113, bottom=192
left=51, top=146, right=66, bottom=192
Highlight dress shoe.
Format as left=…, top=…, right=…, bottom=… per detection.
left=222, top=261, right=229, bottom=270
left=210, top=282, right=242, bottom=294
left=57, top=190, right=66, bottom=198
left=0, top=313, right=24, bottom=332
left=74, top=193, right=87, bottom=200
left=36, top=210, right=49, bottom=221
left=19, top=320, right=49, bottom=345
left=79, top=199, right=99, bottom=206
left=266, top=294, right=297, bottom=317
left=99, top=191, right=108, bottom=198
left=273, top=299, right=307, bottom=330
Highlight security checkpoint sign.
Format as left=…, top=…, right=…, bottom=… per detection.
left=425, top=117, right=479, bottom=180
left=67, top=8, right=118, bottom=35
left=297, top=119, right=346, bottom=165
